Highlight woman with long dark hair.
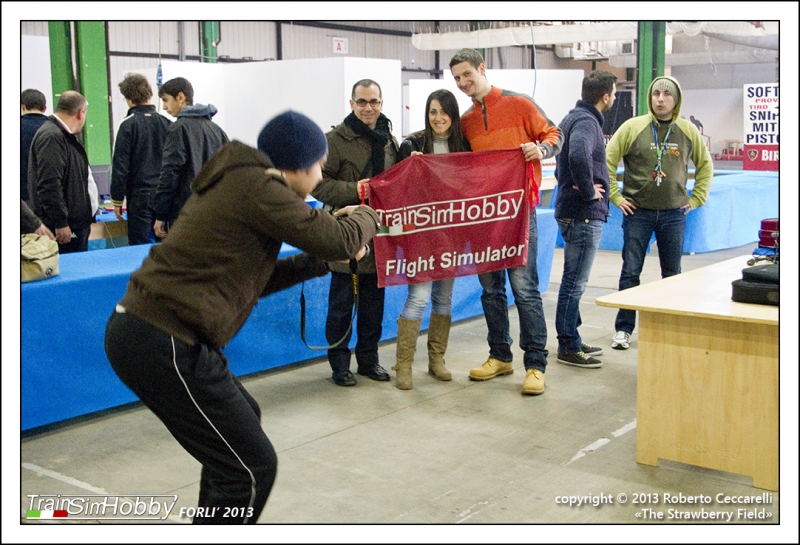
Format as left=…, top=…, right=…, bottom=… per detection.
left=392, top=89, right=470, bottom=390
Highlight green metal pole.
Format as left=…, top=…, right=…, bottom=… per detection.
left=47, top=21, right=74, bottom=108
left=652, top=21, right=667, bottom=80
left=636, top=21, right=667, bottom=116
left=636, top=22, right=653, bottom=116
left=75, top=21, right=112, bottom=165
left=200, top=21, right=219, bottom=63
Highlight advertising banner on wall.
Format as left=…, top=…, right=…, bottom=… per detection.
left=743, top=83, right=779, bottom=171
left=368, top=149, right=530, bottom=288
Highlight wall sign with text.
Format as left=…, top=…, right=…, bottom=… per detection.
left=743, top=83, right=779, bottom=171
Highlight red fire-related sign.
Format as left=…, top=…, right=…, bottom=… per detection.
left=368, top=149, right=530, bottom=288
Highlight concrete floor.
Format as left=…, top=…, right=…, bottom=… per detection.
left=18, top=240, right=788, bottom=540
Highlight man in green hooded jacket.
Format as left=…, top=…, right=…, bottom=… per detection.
left=606, top=76, right=713, bottom=350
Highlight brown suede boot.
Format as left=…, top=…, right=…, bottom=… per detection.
left=392, top=318, right=421, bottom=390
left=427, top=313, right=452, bottom=381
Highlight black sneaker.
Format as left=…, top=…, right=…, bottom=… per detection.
left=557, top=351, right=602, bottom=368
left=581, top=343, right=604, bottom=356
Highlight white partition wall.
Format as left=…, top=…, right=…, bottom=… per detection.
left=408, top=69, right=585, bottom=136
left=159, top=60, right=228, bottom=127
left=150, top=57, right=401, bottom=147
left=21, top=35, right=53, bottom=107
left=341, top=57, right=403, bottom=144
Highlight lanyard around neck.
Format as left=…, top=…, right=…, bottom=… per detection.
left=651, top=121, right=674, bottom=165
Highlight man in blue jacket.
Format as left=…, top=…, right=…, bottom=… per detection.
left=21, top=89, right=48, bottom=202
left=151, top=77, right=229, bottom=238
left=553, top=70, right=617, bottom=368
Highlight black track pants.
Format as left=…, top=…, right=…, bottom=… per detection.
left=105, top=310, right=277, bottom=524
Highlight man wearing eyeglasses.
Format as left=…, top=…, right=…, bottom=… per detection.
left=28, top=90, right=95, bottom=253
left=311, top=79, right=400, bottom=387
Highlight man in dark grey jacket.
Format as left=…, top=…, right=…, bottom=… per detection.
left=151, top=77, right=229, bottom=237
left=311, top=79, right=399, bottom=387
left=553, top=70, right=617, bottom=368
left=28, top=91, right=93, bottom=253
left=105, top=111, right=379, bottom=524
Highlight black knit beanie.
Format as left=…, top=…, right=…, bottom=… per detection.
left=257, top=110, right=328, bottom=170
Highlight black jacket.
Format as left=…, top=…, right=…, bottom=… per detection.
left=151, top=104, right=229, bottom=223
left=21, top=113, right=48, bottom=202
left=397, top=130, right=471, bottom=162
left=28, top=116, right=93, bottom=231
left=110, top=105, right=171, bottom=206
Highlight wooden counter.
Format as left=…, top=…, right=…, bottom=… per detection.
left=596, top=256, right=779, bottom=490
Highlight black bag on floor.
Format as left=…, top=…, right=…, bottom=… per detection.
left=731, top=263, right=779, bottom=306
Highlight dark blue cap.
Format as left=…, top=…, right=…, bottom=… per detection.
left=257, top=110, right=328, bottom=170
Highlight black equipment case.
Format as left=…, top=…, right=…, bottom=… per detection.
left=731, top=263, right=779, bottom=306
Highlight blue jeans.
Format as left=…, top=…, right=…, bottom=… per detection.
left=478, top=210, right=548, bottom=372
left=555, top=218, right=604, bottom=354
left=400, top=278, right=455, bottom=321
left=615, top=208, right=686, bottom=334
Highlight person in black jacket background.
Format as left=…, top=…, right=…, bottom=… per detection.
left=28, top=90, right=93, bottom=253
left=553, top=70, right=617, bottom=368
left=21, top=89, right=48, bottom=203
left=111, top=73, right=172, bottom=245
left=151, top=77, right=229, bottom=238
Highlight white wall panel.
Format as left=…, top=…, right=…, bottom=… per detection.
left=217, top=21, right=277, bottom=60
left=21, top=21, right=48, bottom=36
left=338, top=21, right=415, bottom=33
left=21, top=35, right=53, bottom=107
left=282, top=23, right=366, bottom=59
left=107, top=21, right=178, bottom=56
left=183, top=22, right=201, bottom=58
left=408, top=68, right=584, bottom=135
left=148, top=57, right=402, bottom=146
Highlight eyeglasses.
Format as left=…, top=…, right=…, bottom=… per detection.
left=353, top=99, right=382, bottom=108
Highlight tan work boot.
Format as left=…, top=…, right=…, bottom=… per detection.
left=468, top=358, right=514, bottom=381
left=427, top=313, right=452, bottom=381
left=392, top=318, right=421, bottom=390
left=521, top=369, right=545, bottom=395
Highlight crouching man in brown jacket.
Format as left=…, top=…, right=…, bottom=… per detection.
left=104, top=111, right=379, bottom=524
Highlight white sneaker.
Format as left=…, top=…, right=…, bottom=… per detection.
left=611, top=331, right=631, bottom=350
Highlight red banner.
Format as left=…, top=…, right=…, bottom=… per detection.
left=368, top=149, right=530, bottom=288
